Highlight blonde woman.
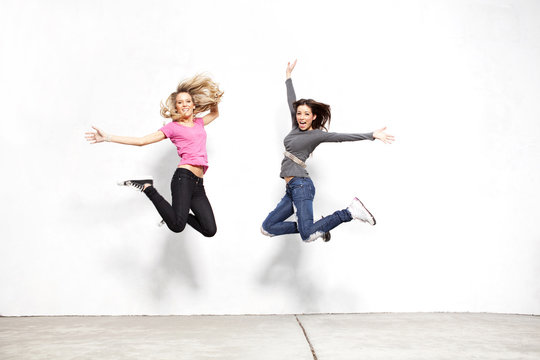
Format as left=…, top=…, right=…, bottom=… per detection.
left=261, top=61, right=394, bottom=242
left=86, top=74, right=223, bottom=236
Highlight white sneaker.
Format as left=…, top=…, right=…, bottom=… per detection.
left=347, top=197, right=376, bottom=225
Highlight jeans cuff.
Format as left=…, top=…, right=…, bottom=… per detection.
left=143, top=185, right=156, bottom=197
left=342, top=209, right=353, bottom=222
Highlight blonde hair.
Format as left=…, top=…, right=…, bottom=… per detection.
left=160, top=74, right=223, bottom=121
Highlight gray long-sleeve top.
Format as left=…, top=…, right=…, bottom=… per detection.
left=279, top=78, right=374, bottom=178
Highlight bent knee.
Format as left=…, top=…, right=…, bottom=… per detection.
left=301, top=230, right=323, bottom=242
left=262, top=218, right=272, bottom=230
left=299, top=231, right=310, bottom=241
left=168, top=223, right=187, bottom=233
left=298, top=226, right=320, bottom=242
left=297, top=224, right=310, bottom=241
left=202, top=227, right=217, bottom=237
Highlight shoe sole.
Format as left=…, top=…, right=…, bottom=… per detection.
left=355, top=197, right=376, bottom=226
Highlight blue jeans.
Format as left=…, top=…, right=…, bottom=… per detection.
left=262, top=177, right=352, bottom=242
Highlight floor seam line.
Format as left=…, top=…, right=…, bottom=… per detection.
left=295, top=314, right=318, bottom=360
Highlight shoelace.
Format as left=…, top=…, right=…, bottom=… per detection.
left=126, top=181, right=144, bottom=192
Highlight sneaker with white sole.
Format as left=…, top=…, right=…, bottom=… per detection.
left=347, top=197, right=376, bottom=225
left=117, top=176, right=153, bottom=192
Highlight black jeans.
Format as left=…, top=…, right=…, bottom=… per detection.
left=143, top=168, right=217, bottom=237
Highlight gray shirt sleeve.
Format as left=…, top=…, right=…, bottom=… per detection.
left=285, top=78, right=297, bottom=129
left=320, top=131, right=375, bottom=143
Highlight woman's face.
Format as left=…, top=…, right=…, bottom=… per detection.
left=175, top=92, right=195, bottom=118
left=296, top=104, right=316, bottom=131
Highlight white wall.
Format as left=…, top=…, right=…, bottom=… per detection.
left=1, top=0, right=539, bottom=316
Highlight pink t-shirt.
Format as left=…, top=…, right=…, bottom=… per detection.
left=160, top=117, right=208, bottom=173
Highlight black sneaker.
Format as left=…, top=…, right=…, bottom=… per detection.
left=117, top=176, right=153, bottom=192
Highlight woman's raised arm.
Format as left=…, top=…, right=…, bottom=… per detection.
left=286, top=60, right=298, bottom=127
left=202, top=104, right=219, bottom=126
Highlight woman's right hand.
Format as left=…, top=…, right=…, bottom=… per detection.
left=85, top=126, right=109, bottom=144
left=373, top=126, right=395, bottom=144
left=286, top=59, right=297, bottom=79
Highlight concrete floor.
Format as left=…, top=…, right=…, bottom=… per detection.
left=1, top=313, right=539, bottom=359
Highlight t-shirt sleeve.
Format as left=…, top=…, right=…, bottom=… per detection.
left=194, top=117, right=204, bottom=126
left=159, top=122, right=174, bottom=138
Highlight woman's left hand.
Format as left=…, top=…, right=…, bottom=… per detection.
left=373, top=126, right=395, bottom=144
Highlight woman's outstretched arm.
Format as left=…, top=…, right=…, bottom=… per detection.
left=202, top=104, right=219, bottom=126
left=319, top=127, right=395, bottom=144
left=85, top=126, right=165, bottom=146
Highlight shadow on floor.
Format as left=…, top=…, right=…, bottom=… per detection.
left=259, top=233, right=323, bottom=312
left=148, top=149, right=200, bottom=298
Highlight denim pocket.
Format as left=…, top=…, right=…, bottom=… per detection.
left=290, top=181, right=314, bottom=201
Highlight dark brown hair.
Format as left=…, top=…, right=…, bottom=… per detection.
left=293, top=99, right=331, bottom=131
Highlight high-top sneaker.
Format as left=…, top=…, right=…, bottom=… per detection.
left=117, top=177, right=153, bottom=192
left=347, top=197, right=376, bottom=225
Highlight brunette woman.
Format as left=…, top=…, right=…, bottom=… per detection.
left=261, top=61, right=394, bottom=242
